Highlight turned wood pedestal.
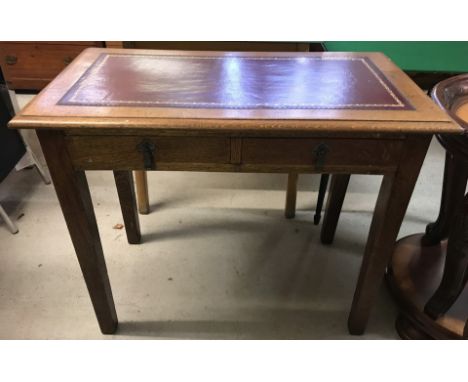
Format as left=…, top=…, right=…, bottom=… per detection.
left=386, top=74, right=468, bottom=340
left=387, top=234, right=467, bottom=339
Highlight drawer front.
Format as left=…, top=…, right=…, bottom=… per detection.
left=67, top=136, right=231, bottom=170
left=0, top=42, right=103, bottom=90
left=241, top=138, right=403, bottom=172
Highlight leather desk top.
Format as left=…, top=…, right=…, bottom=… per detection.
left=58, top=53, right=412, bottom=110
left=10, top=48, right=460, bottom=134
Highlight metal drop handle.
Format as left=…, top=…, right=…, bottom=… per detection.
left=5, top=55, right=17, bottom=65
left=313, top=143, right=329, bottom=170
left=137, top=140, right=156, bottom=170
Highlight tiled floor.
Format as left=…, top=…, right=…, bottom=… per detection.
left=0, top=94, right=447, bottom=339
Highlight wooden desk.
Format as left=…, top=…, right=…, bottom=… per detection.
left=9, top=48, right=460, bottom=335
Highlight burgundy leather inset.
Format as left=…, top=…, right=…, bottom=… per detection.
left=59, top=53, right=413, bottom=110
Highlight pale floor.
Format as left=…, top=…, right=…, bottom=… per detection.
left=0, top=94, right=447, bottom=339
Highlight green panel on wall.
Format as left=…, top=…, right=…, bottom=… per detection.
left=323, top=42, right=468, bottom=72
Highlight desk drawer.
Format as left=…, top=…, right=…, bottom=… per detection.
left=67, top=136, right=231, bottom=170
left=241, top=138, right=403, bottom=172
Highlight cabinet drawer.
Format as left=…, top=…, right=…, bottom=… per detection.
left=66, top=136, right=231, bottom=170
left=241, top=138, right=403, bottom=172
left=0, top=42, right=103, bottom=90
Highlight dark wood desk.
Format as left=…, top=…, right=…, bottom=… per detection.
left=9, top=48, right=460, bottom=335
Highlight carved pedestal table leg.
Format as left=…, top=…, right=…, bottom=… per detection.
left=423, top=151, right=468, bottom=245
left=424, top=192, right=468, bottom=319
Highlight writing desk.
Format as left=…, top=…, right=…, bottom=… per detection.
left=9, top=48, right=460, bottom=335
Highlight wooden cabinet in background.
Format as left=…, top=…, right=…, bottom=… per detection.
left=0, top=42, right=315, bottom=91
left=0, top=42, right=104, bottom=90
left=119, top=41, right=311, bottom=52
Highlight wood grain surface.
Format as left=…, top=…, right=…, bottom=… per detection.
left=9, top=48, right=460, bottom=134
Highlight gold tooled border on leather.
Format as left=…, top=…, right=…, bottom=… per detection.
left=59, top=53, right=414, bottom=110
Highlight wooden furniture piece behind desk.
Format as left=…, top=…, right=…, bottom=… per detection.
left=387, top=74, right=468, bottom=339
left=9, top=48, right=460, bottom=336
left=0, top=42, right=105, bottom=91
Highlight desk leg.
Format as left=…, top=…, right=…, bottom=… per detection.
left=114, top=171, right=141, bottom=244
left=314, top=174, right=330, bottom=225
left=285, top=173, right=298, bottom=219
left=348, top=135, right=431, bottom=335
left=135, top=170, right=150, bottom=215
left=320, top=174, right=350, bottom=244
left=37, top=130, right=118, bottom=334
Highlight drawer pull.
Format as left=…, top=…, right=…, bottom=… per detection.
left=313, top=143, right=329, bottom=170
left=136, top=140, right=156, bottom=170
left=5, top=55, right=17, bottom=65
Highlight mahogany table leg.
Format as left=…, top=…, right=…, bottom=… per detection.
left=314, top=174, right=330, bottom=225
left=114, top=171, right=141, bottom=244
left=285, top=172, right=298, bottom=219
left=348, top=135, right=431, bottom=335
left=424, top=193, right=468, bottom=318
left=423, top=152, right=468, bottom=245
left=37, top=130, right=118, bottom=334
left=320, top=174, right=350, bottom=244
left=134, top=170, right=150, bottom=215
